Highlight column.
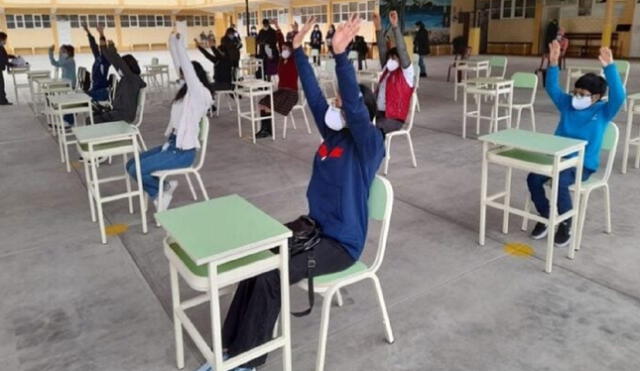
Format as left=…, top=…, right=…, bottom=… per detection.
left=601, top=0, right=616, bottom=47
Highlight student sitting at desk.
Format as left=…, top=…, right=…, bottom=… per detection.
left=94, top=41, right=146, bottom=124
left=527, top=41, right=625, bottom=247
left=125, top=33, right=213, bottom=212
left=196, top=15, right=385, bottom=371
left=81, top=23, right=111, bottom=102
left=194, top=36, right=234, bottom=113
left=255, top=41, right=299, bottom=139
left=48, top=43, right=76, bottom=126
left=373, top=11, right=415, bottom=134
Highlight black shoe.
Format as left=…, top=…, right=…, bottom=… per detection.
left=555, top=222, right=571, bottom=248
left=0, top=101, right=13, bottom=106
left=420, top=73, right=427, bottom=78
left=255, top=130, right=272, bottom=139
left=531, top=222, right=548, bottom=240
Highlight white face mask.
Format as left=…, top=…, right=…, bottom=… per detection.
left=281, top=50, right=291, bottom=59
left=571, top=95, right=593, bottom=110
left=325, top=105, right=346, bottom=131
left=386, top=59, right=399, bottom=72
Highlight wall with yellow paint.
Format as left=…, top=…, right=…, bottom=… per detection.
left=487, top=18, right=535, bottom=43
left=450, top=0, right=474, bottom=40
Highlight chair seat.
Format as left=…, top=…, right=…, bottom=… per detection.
left=152, top=167, right=195, bottom=177
left=311, top=261, right=369, bottom=287
left=498, top=102, right=533, bottom=109
left=386, top=129, right=410, bottom=138
left=488, top=148, right=560, bottom=175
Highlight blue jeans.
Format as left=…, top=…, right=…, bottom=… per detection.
left=125, top=136, right=196, bottom=198
left=527, top=167, right=594, bottom=219
left=418, top=55, right=426, bottom=75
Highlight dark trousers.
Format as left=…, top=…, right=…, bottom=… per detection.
left=0, top=70, right=7, bottom=103
left=223, top=236, right=355, bottom=368
left=376, top=111, right=404, bottom=134
left=527, top=167, right=594, bottom=219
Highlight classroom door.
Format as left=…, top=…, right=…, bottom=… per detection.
left=476, top=9, right=490, bottom=54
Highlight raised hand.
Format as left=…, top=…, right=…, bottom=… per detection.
left=293, top=16, right=316, bottom=50
left=332, top=14, right=362, bottom=55
left=49, top=44, right=55, bottom=52
left=96, top=24, right=105, bottom=36
left=373, top=13, right=381, bottom=31
left=389, top=10, right=399, bottom=27
left=548, top=40, right=560, bottom=66
left=81, top=23, right=89, bottom=33
left=599, top=47, right=614, bottom=67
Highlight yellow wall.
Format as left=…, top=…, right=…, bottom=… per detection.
left=450, top=0, right=474, bottom=40
left=488, top=18, right=535, bottom=43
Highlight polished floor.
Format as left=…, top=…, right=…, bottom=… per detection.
left=1, top=52, right=639, bottom=371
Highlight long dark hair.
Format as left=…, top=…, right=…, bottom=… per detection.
left=174, top=61, right=211, bottom=102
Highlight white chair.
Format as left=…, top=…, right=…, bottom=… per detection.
left=131, top=88, right=148, bottom=150
left=499, top=72, right=538, bottom=131
left=412, top=63, right=421, bottom=112
left=297, top=175, right=395, bottom=371
left=214, top=88, right=237, bottom=117
left=152, top=117, right=211, bottom=213
left=318, top=59, right=337, bottom=98
left=622, top=95, right=640, bottom=174
left=383, top=91, right=418, bottom=175
left=282, top=89, right=312, bottom=139
left=488, top=56, right=508, bottom=79
left=522, top=123, right=619, bottom=251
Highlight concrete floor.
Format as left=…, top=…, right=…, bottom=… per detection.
left=1, top=52, right=640, bottom=371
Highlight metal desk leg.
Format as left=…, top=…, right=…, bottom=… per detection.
left=546, top=156, right=561, bottom=273
left=569, top=149, right=585, bottom=260
left=479, top=141, right=489, bottom=246
left=279, top=240, right=292, bottom=371
left=207, top=264, right=225, bottom=371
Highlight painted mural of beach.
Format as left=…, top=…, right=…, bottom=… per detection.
left=380, top=0, right=452, bottom=43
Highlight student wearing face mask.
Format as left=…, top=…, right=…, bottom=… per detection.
left=48, top=44, right=77, bottom=126
left=373, top=10, right=415, bottom=134
left=125, top=33, right=213, bottom=212
left=0, top=32, right=15, bottom=106
left=326, top=24, right=336, bottom=55
left=413, top=21, right=430, bottom=78
left=255, top=42, right=299, bottom=138
left=527, top=41, right=625, bottom=247
left=82, top=23, right=111, bottom=102
left=194, top=15, right=384, bottom=371
left=92, top=40, right=146, bottom=124
left=310, top=24, right=323, bottom=66
left=256, top=18, right=279, bottom=81
left=194, top=38, right=234, bottom=114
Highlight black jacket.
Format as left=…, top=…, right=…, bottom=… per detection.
left=197, top=45, right=233, bottom=84
left=0, top=45, right=14, bottom=71
left=99, top=44, right=146, bottom=123
left=414, top=28, right=430, bottom=56
left=310, top=30, right=323, bottom=49
left=256, top=27, right=278, bottom=58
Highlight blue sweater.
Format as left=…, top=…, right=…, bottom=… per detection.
left=88, top=33, right=111, bottom=91
left=49, top=49, right=77, bottom=89
left=546, top=64, right=625, bottom=171
left=294, top=48, right=385, bottom=260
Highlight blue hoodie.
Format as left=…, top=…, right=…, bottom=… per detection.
left=294, top=48, right=385, bottom=260
left=87, top=33, right=111, bottom=99
left=49, top=48, right=76, bottom=89
left=546, top=64, right=625, bottom=171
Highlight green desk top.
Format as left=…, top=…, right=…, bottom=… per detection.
left=49, top=92, right=92, bottom=105
left=73, top=121, right=135, bottom=143
left=467, top=77, right=511, bottom=85
left=479, top=129, right=586, bottom=156
left=156, top=195, right=292, bottom=266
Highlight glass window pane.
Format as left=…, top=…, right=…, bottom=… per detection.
left=16, top=15, right=24, bottom=28
left=349, top=2, right=357, bottom=12
left=195, top=16, right=201, bottom=26
left=107, top=15, right=115, bottom=27
left=139, top=15, right=147, bottom=27
left=121, top=15, right=129, bottom=28
left=130, top=15, right=137, bottom=27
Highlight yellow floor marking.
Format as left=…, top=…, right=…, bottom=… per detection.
left=504, top=242, right=535, bottom=257
left=71, top=161, right=82, bottom=170
left=105, top=224, right=129, bottom=237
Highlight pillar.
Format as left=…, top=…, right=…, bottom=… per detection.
left=531, top=0, right=544, bottom=55
left=601, top=0, right=616, bottom=47
left=114, top=12, right=124, bottom=50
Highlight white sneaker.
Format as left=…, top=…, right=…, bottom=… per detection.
left=153, top=192, right=173, bottom=212
left=165, top=180, right=179, bottom=198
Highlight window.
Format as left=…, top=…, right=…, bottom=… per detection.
left=237, top=11, right=258, bottom=26
left=5, top=14, right=52, bottom=29
left=262, top=8, right=288, bottom=24
left=499, top=0, right=534, bottom=19
left=293, top=6, right=327, bottom=23
left=165, top=15, right=172, bottom=27
left=332, top=1, right=374, bottom=23
left=107, top=15, right=115, bottom=28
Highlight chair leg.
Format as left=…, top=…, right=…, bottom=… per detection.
left=384, top=137, right=392, bottom=175
left=90, top=158, right=107, bottom=244
left=521, top=198, right=532, bottom=231
left=184, top=173, right=198, bottom=200
left=169, top=264, right=185, bottom=369
left=530, top=106, right=536, bottom=132
left=84, top=157, right=97, bottom=223
left=515, top=108, right=523, bottom=129
left=371, top=275, right=394, bottom=344
left=603, top=184, right=612, bottom=234
left=123, top=153, right=134, bottom=214
left=138, top=133, right=148, bottom=151
left=334, top=289, right=344, bottom=307
left=194, top=172, right=210, bottom=200
left=315, top=290, right=335, bottom=371
left=302, top=106, right=312, bottom=134
left=283, top=116, right=288, bottom=139
left=576, top=190, right=592, bottom=251
left=407, top=133, right=417, bottom=168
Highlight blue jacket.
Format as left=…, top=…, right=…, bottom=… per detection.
left=88, top=33, right=111, bottom=92
left=546, top=64, right=625, bottom=171
left=294, top=48, right=385, bottom=260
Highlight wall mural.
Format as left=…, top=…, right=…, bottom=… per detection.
left=380, top=0, right=452, bottom=44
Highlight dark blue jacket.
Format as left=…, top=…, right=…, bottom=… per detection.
left=88, top=33, right=111, bottom=92
left=294, top=48, right=385, bottom=260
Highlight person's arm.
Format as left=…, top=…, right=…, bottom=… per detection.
left=335, top=51, right=382, bottom=158
left=48, top=47, right=63, bottom=68
left=545, top=41, right=571, bottom=110
left=293, top=47, right=329, bottom=138
left=390, top=22, right=411, bottom=69
left=333, top=16, right=384, bottom=157
left=373, top=13, right=386, bottom=68
left=195, top=42, right=217, bottom=64
left=171, top=33, right=205, bottom=96
left=87, top=33, right=100, bottom=58
left=276, top=29, right=285, bottom=51
left=599, top=48, right=626, bottom=120
left=101, top=41, right=133, bottom=77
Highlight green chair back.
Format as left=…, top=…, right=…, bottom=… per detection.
left=368, top=176, right=391, bottom=221
left=490, top=56, right=507, bottom=68
left=614, top=60, right=630, bottom=74
left=602, top=122, right=618, bottom=152
left=511, top=72, right=537, bottom=89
